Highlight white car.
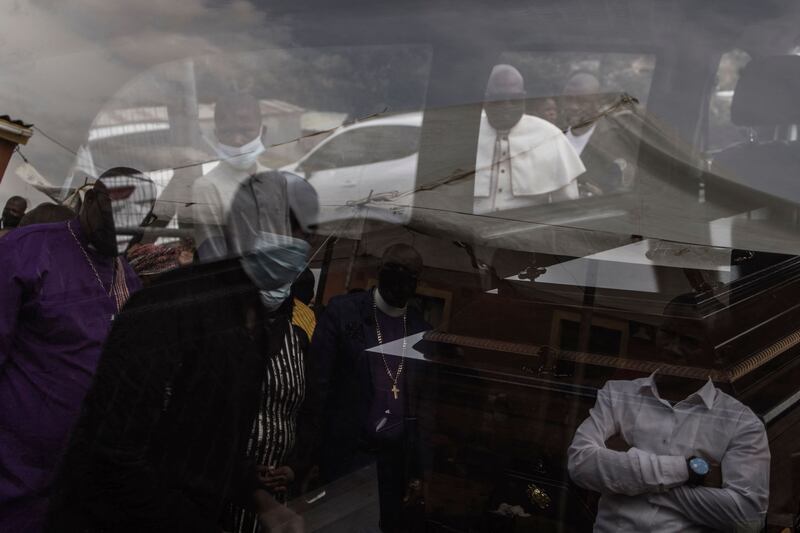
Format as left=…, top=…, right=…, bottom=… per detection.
left=282, top=112, right=421, bottom=226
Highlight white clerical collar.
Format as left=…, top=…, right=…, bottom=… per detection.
left=374, top=288, right=406, bottom=317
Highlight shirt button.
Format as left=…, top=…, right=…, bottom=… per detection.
left=501, top=169, right=506, bottom=173
left=498, top=188, right=503, bottom=193
left=502, top=151, right=507, bottom=156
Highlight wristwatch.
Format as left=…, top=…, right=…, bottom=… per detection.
left=686, top=456, right=710, bottom=486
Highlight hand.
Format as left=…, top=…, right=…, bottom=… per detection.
left=258, top=465, right=295, bottom=493
left=259, top=504, right=305, bottom=533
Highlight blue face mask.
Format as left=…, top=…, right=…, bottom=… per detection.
left=258, top=284, right=294, bottom=312
left=240, top=233, right=311, bottom=310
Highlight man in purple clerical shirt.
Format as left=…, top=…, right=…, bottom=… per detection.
left=0, top=180, right=141, bottom=532
left=310, top=244, right=430, bottom=532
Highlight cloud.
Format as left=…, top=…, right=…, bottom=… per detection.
left=0, top=0, right=284, bottom=186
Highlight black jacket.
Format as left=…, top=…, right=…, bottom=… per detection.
left=45, top=258, right=288, bottom=533
left=308, top=289, right=430, bottom=482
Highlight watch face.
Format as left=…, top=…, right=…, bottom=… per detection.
left=689, top=457, right=710, bottom=476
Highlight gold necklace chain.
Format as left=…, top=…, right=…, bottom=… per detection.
left=67, top=220, right=115, bottom=298
left=373, top=295, right=407, bottom=386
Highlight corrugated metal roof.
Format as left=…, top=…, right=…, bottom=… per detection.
left=0, top=115, right=33, bottom=129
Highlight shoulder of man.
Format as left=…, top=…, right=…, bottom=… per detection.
left=712, top=388, right=765, bottom=427
left=513, top=115, right=573, bottom=149
left=0, top=220, right=71, bottom=257
left=518, top=114, right=564, bottom=135
left=596, top=377, right=650, bottom=400
left=407, top=306, right=432, bottom=332
left=324, top=290, right=372, bottom=316
left=123, top=258, right=252, bottom=309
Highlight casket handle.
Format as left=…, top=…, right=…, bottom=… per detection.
left=527, top=483, right=552, bottom=510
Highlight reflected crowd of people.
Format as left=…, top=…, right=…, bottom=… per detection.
left=0, top=67, right=772, bottom=533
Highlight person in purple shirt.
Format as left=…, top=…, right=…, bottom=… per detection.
left=309, top=244, right=430, bottom=532
left=0, top=180, right=141, bottom=532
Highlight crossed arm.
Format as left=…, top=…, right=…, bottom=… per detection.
left=567, top=385, right=769, bottom=532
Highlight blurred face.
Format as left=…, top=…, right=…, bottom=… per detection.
left=655, top=318, right=707, bottom=362
left=2, top=198, right=27, bottom=227
left=378, top=262, right=419, bottom=308
left=532, top=98, right=558, bottom=124
left=484, top=65, right=527, bottom=131
left=80, top=182, right=118, bottom=256
left=561, top=73, right=602, bottom=128
left=214, top=104, right=263, bottom=147
left=561, top=94, right=600, bottom=127
left=484, top=92, right=526, bottom=131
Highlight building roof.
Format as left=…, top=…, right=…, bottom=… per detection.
left=0, top=115, right=33, bottom=128
left=0, top=115, right=34, bottom=145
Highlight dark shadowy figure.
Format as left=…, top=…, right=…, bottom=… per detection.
left=45, top=171, right=313, bottom=533
left=309, top=244, right=430, bottom=532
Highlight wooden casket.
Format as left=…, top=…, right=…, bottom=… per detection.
left=407, top=252, right=800, bottom=532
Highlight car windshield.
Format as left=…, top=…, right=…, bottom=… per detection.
left=2, top=2, right=800, bottom=532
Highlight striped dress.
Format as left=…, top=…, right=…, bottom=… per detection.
left=229, top=320, right=306, bottom=533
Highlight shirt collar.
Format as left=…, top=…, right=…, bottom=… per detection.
left=374, top=287, right=406, bottom=318
left=566, top=123, right=596, bottom=140
left=641, top=371, right=716, bottom=410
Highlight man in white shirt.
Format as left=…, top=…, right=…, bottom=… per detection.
left=562, top=71, right=639, bottom=195
left=192, top=92, right=269, bottom=260
left=473, top=65, right=585, bottom=215
left=568, top=360, right=769, bottom=530
left=563, top=71, right=602, bottom=156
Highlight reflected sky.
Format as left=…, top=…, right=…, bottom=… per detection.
left=2, top=0, right=800, bottom=256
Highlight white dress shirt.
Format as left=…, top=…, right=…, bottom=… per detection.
left=568, top=374, right=769, bottom=533
left=566, top=124, right=597, bottom=156
left=473, top=113, right=584, bottom=214
left=191, top=161, right=266, bottom=260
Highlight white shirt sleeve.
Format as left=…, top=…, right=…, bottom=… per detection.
left=191, top=179, right=229, bottom=261
left=568, top=384, right=689, bottom=496
left=647, top=411, right=770, bottom=532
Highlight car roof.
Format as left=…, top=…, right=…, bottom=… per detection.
left=340, top=111, right=422, bottom=131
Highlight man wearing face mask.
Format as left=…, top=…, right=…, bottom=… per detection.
left=0, top=179, right=141, bottom=532
left=192, top=91, right=268, bottom=261
left=309, top=244, right=431, bottom=532
left=46, top=171, right=316, bottom=533
left=474, top=64, right=585, bottom=215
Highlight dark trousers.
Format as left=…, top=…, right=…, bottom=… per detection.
left=321, top=439, right=407, bottom=532
left=375, top=439, right=406, bottom=533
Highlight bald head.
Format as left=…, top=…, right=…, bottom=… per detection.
left=562, top=71, right=602, bottom=131
left=381, top=243, right=423, bottom=275
left=563, top=71, right=601, bottom=96
left=486, top=64, right=526, bottom=98
left=378, top=243, right=423, bottom=308
left=484, top=64, right=527, bottom=131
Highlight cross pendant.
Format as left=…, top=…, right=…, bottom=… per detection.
left=391, top=384, right=400, bottom=400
